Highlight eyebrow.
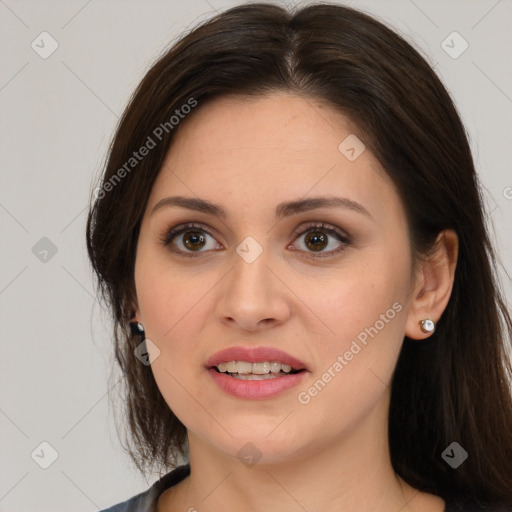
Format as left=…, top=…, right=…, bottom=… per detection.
left=151, top=195, right=373, bottom=220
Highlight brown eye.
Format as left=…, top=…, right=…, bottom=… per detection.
left=160, top=222, right=351, bottom=259
left=160, top=223, right=220, bottom=257
left=304, top=231, right=328, bottom=252
left=182, top=230, right=207, bottom=251
left=292, top=223, right=351, bottom=258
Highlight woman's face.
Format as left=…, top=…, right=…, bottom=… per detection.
left=134, top=92, right=417, bottom=464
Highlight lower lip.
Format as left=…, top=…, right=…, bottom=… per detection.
left=208, top=368, right=308, bottom=399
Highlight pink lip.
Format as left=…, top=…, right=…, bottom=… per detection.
left=208, top=368, right=308, bottom=400
left=205, top=346, right=309, bottom=400
left=205, top=346, right=308, bottom=371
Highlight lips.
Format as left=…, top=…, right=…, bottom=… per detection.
left=205, top=346, right=308, bottom=371
left=205, top=346, right=309, bottom=400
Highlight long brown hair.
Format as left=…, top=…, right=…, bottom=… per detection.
left=86, top=2, right=512, bottom=505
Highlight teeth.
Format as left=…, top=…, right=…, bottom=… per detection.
left=230, top=373, right=279, bottom=380
left=269, top=361, right=281, bottom=373
left=236, top=361, right=253, bottom=374
left=225, top=361, right=237, bottom=372
left=215, top=361, right=298, bottom=374
left=252, top=362, right=270, bottom=374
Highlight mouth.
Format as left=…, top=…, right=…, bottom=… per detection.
left=205, top=346, right=309, bottom=399
left=210, top=361, right=306, bottom=380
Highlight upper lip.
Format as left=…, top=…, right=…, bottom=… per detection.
left=206, top=346, right=308, bottom=371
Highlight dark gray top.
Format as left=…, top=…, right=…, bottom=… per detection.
left=100, top=464, right=190, bottom=512
left=100, top=464, right=509, bottom=512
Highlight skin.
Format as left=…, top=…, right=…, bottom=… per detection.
left=132, top=92, right=458, bottom=512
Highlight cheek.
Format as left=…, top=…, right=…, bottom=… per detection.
left=135, top=265, right=216, bottom=425
left=137, top=273, right=212, bottom=351
left=310, top=257, right=406, bottom=342
left=134, top=258, right=223, bottom=415
left=303, top=256, right=408, bottom=404
left=292, top=280, right=405, bottom=440
left=134, top=239, right=213, bottom=342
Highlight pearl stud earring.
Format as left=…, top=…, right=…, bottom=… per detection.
left=130, top=322, right=145, bottom=335
left=419, top=319, right=435, bottom=333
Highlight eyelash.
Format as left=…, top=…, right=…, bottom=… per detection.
left=158, top=222, right=352, bottom=259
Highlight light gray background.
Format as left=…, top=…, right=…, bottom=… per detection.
left=0, top=0, right=511, bottom=511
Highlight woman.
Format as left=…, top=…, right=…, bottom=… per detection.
left=86, top=3, right=512, bottom=511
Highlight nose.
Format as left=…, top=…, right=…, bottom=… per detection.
left=215, top=247, right=291, bottom=331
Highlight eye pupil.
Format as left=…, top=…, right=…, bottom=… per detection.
left=305, top=231, right=328, bottom=251
left=183, top=231, right=206, bottom=250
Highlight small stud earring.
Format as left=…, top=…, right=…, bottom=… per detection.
left=419, top=319, right=435, bottom=334
left=130, top=321, right=145, bottom=336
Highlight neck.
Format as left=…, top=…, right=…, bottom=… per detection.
left=162, top=400, right=444, bottom=512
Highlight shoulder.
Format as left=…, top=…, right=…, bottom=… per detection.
left=443, top=493, right=512, bottom=512
left=100, top=491, right=149, bottom=512
left=99, top=464, right=191, bottom=512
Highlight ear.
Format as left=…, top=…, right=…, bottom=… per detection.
left=128, top=293, right=141, bottom=323
left=405, top=229, right=458, bottom=340
left=130, top=308, right=140, bottom=323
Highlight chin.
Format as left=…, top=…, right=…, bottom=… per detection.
left=205, top=428, right=310, bottom=467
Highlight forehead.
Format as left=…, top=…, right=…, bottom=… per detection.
left=149, top=93, right=402, bottom=225
left=170, top=92, right=359, bottom=161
